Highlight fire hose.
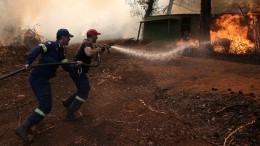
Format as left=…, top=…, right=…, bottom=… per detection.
left=0, top=42, right=114, bottom=81
left=0, top=52, right=102, bottom=81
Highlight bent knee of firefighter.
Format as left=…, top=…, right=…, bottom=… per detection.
left=39, top=104, right=52, bottom=115
left=79, top=85, right=90, bottom=95
left=78, top=91, right=89, bottom=100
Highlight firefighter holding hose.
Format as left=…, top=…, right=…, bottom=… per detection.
left=15, top=28, right=74, bottom=142
left=62, top=29, right=105, bottom=121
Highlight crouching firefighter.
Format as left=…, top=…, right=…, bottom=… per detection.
left=15, top=29, right=74, bottom=142
left=62, top=29, right=104, bottom=121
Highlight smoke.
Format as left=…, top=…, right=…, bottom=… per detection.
left=161, top=0, right=260, bottom=14
left=1, top=0, right=259, bottom=45
left=0, top=0, right=24, bottom=46
left=0, top=0, right=141, bottom=44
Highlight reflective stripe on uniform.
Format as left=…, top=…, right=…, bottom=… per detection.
left=35, top=108, right=46, bottom=117
left=75, top=96, right=86, bottom=102
left=61, top=58, right=68, bottom=63
left=39, top=44, right=48, bottom=53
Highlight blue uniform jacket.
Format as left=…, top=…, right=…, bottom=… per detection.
left=25, top=40, right=69, bottom=79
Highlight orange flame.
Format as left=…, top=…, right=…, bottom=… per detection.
left=210, top=14, right=255, bottom=54
left=177, top=38, right=199, bottom=48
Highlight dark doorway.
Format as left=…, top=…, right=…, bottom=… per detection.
left=181, top=17, right=191, bottom=39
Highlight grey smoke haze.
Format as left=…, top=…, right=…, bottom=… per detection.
left=160, top=0, right=260, bottom=14
left=0, top=0, right=259, bottom=45
left=0, top=0, right=141, bottom=43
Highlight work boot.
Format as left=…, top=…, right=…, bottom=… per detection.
left=15, top=120, right=32, bottom=142
left=65, top=110, right=76, bottom=121
left=69, top=98, right=84, bottom=112
left=64, top=110, right=82, bottom=121
left=62, top=93, right=76, bottom=108
left=65, top=97, right=84, bottom=121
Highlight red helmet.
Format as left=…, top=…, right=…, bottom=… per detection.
left=86, top=29, right=101, bottom=36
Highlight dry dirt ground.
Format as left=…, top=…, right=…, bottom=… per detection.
left=0, top=41, right=259, bottom=146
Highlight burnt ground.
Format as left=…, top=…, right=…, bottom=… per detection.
left=0, top=41, right=259, bottom=146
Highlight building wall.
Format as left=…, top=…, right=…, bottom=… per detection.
left=143, top=14, right=200, bottom=40
left=143, top=19, right=181, bottom=40
left=189, top=15, right=201, bottom=39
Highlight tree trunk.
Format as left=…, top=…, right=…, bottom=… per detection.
left=144, top=0, right=156, bottom=17
left=167, top=0, right=174, bottom=14
left=200, top=0, right=212, bottom=53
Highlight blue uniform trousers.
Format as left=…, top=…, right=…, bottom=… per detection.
left=70, top=67, right=90, bottom=98
left=67, top=67, right=90, bottom=112
left=27, top=74, right=52, bottom=125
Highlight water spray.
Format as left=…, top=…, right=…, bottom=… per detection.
left=111, top=42, right=194, bottom=61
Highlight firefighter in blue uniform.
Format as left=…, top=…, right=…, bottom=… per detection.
left=62, top=29, right=104, bottom=121
left=15, top=28, right=74, bottom=142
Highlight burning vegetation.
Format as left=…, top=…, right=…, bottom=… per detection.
left=211, top=13, right=257, bottom=54
left=177, top=12, right=259, bottom=56
left=22, top=26, right=43, bottom=49
left=0, top=25, right=43, bottom=62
